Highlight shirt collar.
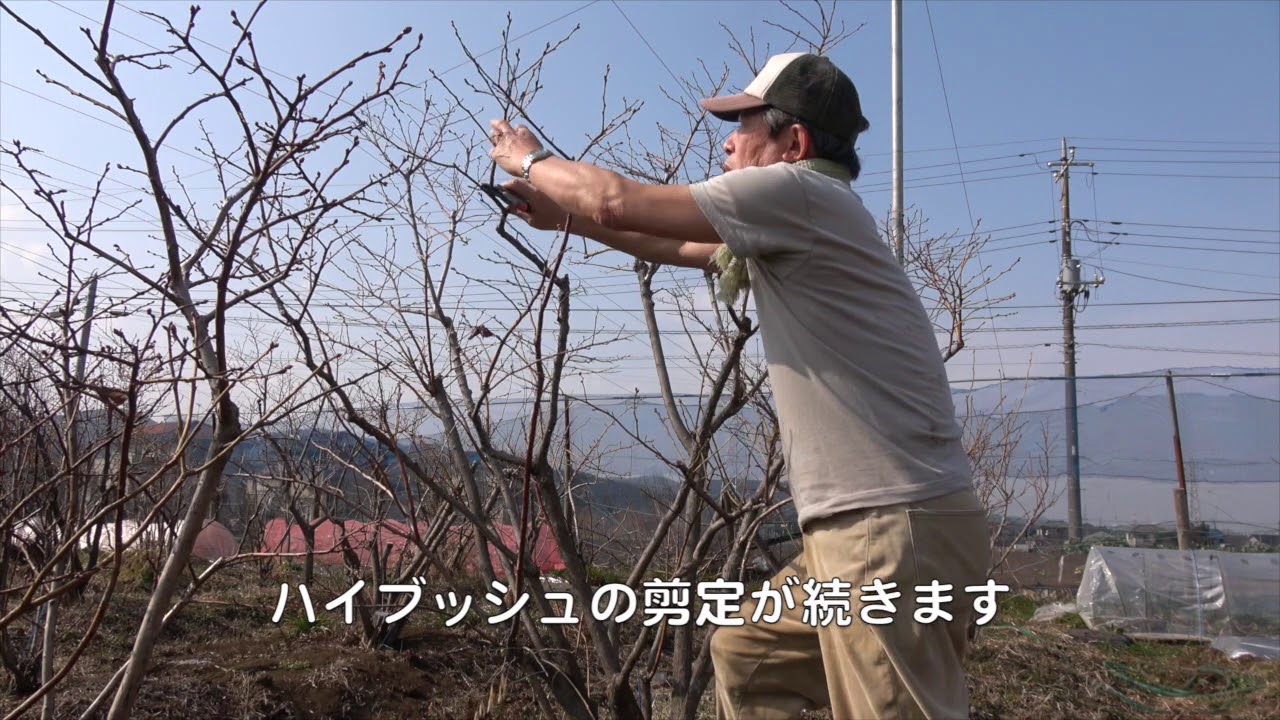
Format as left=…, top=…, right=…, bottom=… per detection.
left=793, top=158, right=853, bottom=183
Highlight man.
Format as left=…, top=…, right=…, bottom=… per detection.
left=488, top=52, right=991, bottom=720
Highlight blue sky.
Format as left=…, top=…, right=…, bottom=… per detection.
left=2, top=0, right=1277, bottom=400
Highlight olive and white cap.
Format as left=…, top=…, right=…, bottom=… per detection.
left=699, top=52, right=871, bottom=140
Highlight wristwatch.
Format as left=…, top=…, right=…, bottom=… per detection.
left=522, top=149, right=553, bottom=180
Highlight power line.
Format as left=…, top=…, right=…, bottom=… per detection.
left=922, top=0, right=1006, bottom=373
left=1086, top=219, right=1280, bottom=234
left=1, top=164, right=1067, bottom=233
left=0, top=75, right=695, bottom=382
left=1097, top=257, right=1279, bottom=281
left=2, top=275, right=1278, bottom=315
left=1074, top=137, right=1280, bottom=147
left=1091, top=170, right=1279, bottom=180
left=1101, top=267, right=1280, bottom=296
left=1097, top=230, right=1278, bottom=246
left=1187, top=377, right=1280, bottom=403
left=5, top=290, right=1275, bottom=335
left=859, top=151, right=1056, bottom=178
left=108, top=0, right=603, bottom=108
left=1077, top=239, right=1279, bottom=256
left=1087, top=158, right=1280, bottom=165
left=858, top=170, right=1043, bottom=193
left=609, top=0, right=691, bottom=104
left=948, top=370, right=1280, bottom=384
left=1084, top=343, right=1279, bottom=358
left=862, top=137, right=1060, bottom=158
left=0, top=81, right=221, bottom=172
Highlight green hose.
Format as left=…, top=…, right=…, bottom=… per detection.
left=985, top=624, right=1040, bottom=638
left=1101, top=660, right=1267, bottom=712
left=982, top=621, right=1268, bottom=713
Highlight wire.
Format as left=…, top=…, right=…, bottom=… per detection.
left=1087, top=157, right=1280, bottom=164
left=610, top=1, right=693, bottom=105
left=1091, top=170, right=1279, bottom=180
left=1101, top=267, right=1280, bottom=296
left=1099, top=231, right=1277, bottom=246
left=1, top=77, right=699, bottom=379
left=1086, top=219, right=1280, bottom=234
left=1187, top=377, right=1280, bottom=403
left=0, top=164, right=1063, bottom=232
left=1075, top=136, right=1279, bottom=147
left=923, top=0, right=1006, bottom=372
left=0, top=81, right=222, bottom=172
left=949, top=370, right=1280, bottom=384
left=859, top=152, right=1057, bottom=178
left=1078, top=145, right=1279, bottom=154
left=1099, top=257, right=1279, bottom=281
left=108, top=0, right=603, bottom=108
left=861, top=137, right=1060, bottom=158
left=1077, top=239, right=1279, bottom=256
left=1081, top=170, right=1108, bottom=280
left=3, top=276, right=1278, bottom=317
left=1084, top=343, right=1279, bottom=358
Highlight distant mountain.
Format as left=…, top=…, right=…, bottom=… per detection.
left=953, top=365, right=1279, bottom=414
left=954, top=366, right=1279, bottom=484
left=203, top=367, right=1274, bottom=530
left=478, top=367, right=1279, bottom=485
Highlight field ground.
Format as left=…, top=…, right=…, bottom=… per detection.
left=2, top=563, right=1277, bottom=719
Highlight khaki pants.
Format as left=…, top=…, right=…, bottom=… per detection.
left=710, top=489, right=992, bottom=720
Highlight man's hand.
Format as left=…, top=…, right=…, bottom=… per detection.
left=501, top=178, right=570, bottom=232
left=488, top=119, right=543, bottom=178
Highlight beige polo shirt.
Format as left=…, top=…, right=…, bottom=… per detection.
left=689, top=162, right=974, bottom=528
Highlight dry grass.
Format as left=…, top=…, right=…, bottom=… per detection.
left=2, top=570, right=1276, bottom=719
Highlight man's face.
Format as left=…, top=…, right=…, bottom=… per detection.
left=720, top=109, right=792, bottom=173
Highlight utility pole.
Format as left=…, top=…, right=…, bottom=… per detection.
left=891, top=0, right=905, bottom=264
left=1166, top=370, right=1194, bottom=550
left=1048, top=139, right=1101, bottom=543
left=41, top=274, right=98, bottom=720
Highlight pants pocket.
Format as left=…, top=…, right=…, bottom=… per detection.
left=904, top=504, right=991, bottom=596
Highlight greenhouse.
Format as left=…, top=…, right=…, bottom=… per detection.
left=1076, top=545, right=1280, bottom=641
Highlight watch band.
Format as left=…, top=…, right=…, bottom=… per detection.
left=522, top=149, right=553, bottom=180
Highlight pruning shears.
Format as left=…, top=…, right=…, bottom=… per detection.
left=480, top=182, right=529, bottom=214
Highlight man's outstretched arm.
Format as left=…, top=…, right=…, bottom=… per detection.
left=567, top=215, right=722, bottom=271
left=500, top=178, right=720, bottom=271
left=487, top=120, right=723, bottom=252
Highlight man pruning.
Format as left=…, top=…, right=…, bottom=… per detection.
left=488, top=52, right=990, bottom=720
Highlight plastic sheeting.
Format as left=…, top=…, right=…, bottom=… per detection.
left=78, top=519, right=238, bottom=560
left=446, top=523, right=567, bottom=579
left=261, top=518, right=415, bottom=568
left=260, top=519, right=567, bottom=577
left=1211, top=636, right=1280, bottom=661
left=1076, top=546, right=1280, bottom=640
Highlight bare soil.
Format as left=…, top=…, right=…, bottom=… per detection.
left=2, top=569, right=1276, bottom=719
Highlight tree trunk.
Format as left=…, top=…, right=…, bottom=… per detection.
left=106, top=413, right=238, bottom=720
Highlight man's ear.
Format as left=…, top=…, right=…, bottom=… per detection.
left=783, top=123, right=815, bottom=162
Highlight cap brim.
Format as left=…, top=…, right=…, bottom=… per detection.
left=699, top=93, right=769, bottom=121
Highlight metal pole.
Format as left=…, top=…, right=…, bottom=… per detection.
left=1058, top=138, right=1083, bottom=543
left=891, top=0, right=905, bottom=264
left=42, top=274, right=98, bottom=720
left=1048, top=142, right=1098, bottom=544
left=1166, top=370, right=1193, bottom=550
left=74, top=275, right=98, bottom=394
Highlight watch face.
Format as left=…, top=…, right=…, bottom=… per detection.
left=523, top=150, right=551, bottom=179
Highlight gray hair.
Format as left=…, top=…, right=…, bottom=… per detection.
left=762, top=107, right=863, bottom=180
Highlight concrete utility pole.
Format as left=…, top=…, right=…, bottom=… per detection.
left=1048, top=139, right=1101, bottom=543
left=42, top=274, right=98, bottom=720
left=891, top=0, right=905, bottom=264
left=1166, top=370, right=1194, bottom=550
